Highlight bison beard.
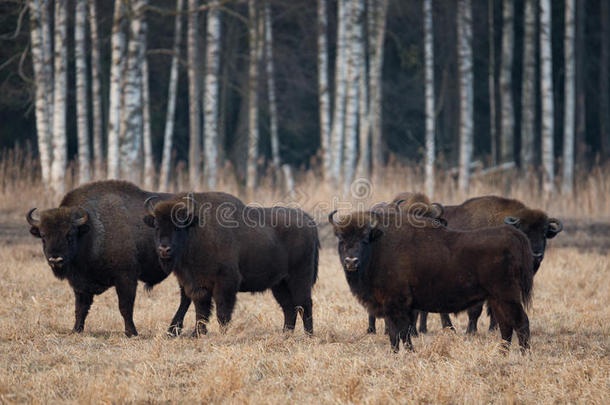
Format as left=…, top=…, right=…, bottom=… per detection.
left=330, top=210, right=534, bottom=353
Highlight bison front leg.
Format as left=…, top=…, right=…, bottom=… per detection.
left=440, top=313, right=454, bottom=330
left=115, top=278, right=138, bottom=337
left=488, top=300, right=513, bottom=354
left=271, top=282, right=297, bottom=332
left=192, top=292, right=213, bottom=337
left=417, top=311, right=428, bottom=334
left=168, top=285, right=192, bottom=337
left=367, top=315, right=377, bottom=334
left=213, top=282, right=238, bottom=333
left=73, top=290, right=93, bottom=333
left=466, top=303, right=483, bottom=334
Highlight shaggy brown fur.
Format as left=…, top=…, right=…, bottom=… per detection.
left=330, top=210, right=534, bottom=352
left=26, top=180, right=189, bottom=337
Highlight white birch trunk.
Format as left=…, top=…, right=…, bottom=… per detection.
left=368, top=0, right=388, bottom=178
left=521, top=0, right=536, bottom=168
left=423, top=0, right=435, bottom=197
left=562, top=0, right=576, bottom=193
left=75, top=0, right=91, bottom=184
left=318, top=0, right=331, bottom=180
left=488, top=0, right=497, bottom=165
left=119, top=0, right=146, bottom=182
left=540, top=0, right=554, bottom=193
left=159, top=0, right=185, bottom=191
left=141, top=17, right=154, bottom=189
left=188, top=0, right=201, bottom=188
left=107, top=0, right=126, bottom=179
left=500, top=0, right=514, bottom=163
left=51, top=0, right=68, bottom=195
left=356, top=0, right=371, bottom=181
left=457, top=0, right=474, bottom=192
left=28, top=0, right=52, bottom=184
left=342, top=0, right=363, bottom=192
left=246, top=0, right=262, bottom=191
left=329, top=0, right=350, bottom=184
left=203, top=0, right=221, bottom=189
left=41, top=0, right=54, bottom=136
left=264, top=1, right=280, bottom=173
left=89, top=0, right=104, bottom=178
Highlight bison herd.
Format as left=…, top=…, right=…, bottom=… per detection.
left=26, top=180, right=563, bottom=353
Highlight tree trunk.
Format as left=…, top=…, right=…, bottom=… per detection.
left=318, top=0, right=331, bottom=180
left=601, top=0, right=609, bottom=157
left=203, top=0, right=221, bottom=189
left=489, top=0, right=497, bottom=165
left=368, top=0, right=388, bottom=179
left=540, top=0, right=554, bottom=193
left=246, top=0, right=263, bottom=191
left=329, top=0, right=350, bottom=184
left=28, top=0, right=52, bottom=184
left=342, top=0, right=363, bottom=192
left=356, top=1, right=370, bottom=181
left=457, top=0, right=473, bottom=192
left=562, top=0, right=576, bottom=193
left=51, top=0, right=68, bottom=195
left=423, top=0, right=435, bottom=197
left=264, top=0, right=280, bottom=177
left=141, top=16, right=153, bottom=189
left=521, top=0, right=536, bottom=168
left=107, top=0, right=126, bottom=179
left=75, top=0, right=91, bottom=184
left=500, top=0, right=514, bottom=163
left=119, top=0, right=146, bottom=182
left=159, top=0, right=185, bottom=191
left=575, top=0, right=586, bottom=162
left=89, top=0, right=104, bottom=178
left=188, top=0, right=201, bottom=188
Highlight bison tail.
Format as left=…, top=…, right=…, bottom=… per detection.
left=518, top=235, right=535, bottom=309
left=312, top=228, right=320, bottom=286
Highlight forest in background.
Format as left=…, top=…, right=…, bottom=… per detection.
left=0, top=0, right=608, bottom=196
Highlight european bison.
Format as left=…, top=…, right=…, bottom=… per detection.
left=26, top=180, right=190, bottom=337
left=143, top=193, right=319, bottom=336
left=367, top=192, right=447, bottom=334
left=419, top=195, right=563, bottom=334
left=329, top=210, right=534, bottom=352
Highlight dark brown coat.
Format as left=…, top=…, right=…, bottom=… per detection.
left=330, top=210, right=534, bottom=352
left=144, top=193, right=319, bottom=336
left=26, top=180, right=189, bottom=337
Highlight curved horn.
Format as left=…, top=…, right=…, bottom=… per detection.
left=394, top=199, right=407, bottom=208
left=504, top=216, right=520, bottom=226
left=328, top=210, right=339, bottom=227
left=430, top=202, right=444, bottom=218
left=144, top=196, right=159, bottom=217
left=26, top=208, right=40, bottom=227
left=73, top=209, right=88, bottom=226
left=548, top=218, right=563, bottom=233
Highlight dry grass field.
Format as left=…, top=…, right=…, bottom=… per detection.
left=0, top=159, right=609, bottom=403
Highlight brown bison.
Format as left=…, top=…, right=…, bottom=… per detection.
left=330, top=210, right=534, bottom=352
left=367, top=192, right=447, bottom=334
left=26, top=180, right=190, bottom=337
left=143, top=193, right=319, bottom=336
left=419, top=195, right=563, bottom=334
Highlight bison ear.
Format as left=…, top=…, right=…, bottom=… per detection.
left=369, top=228, right=384, bottom=242
left=504, top=216, right=521, bottom=228
left=143, top=215, right=155, bottom=228
left=29, top=226, right=41, bottom=238
left=546, top=218, right=563, bottom=239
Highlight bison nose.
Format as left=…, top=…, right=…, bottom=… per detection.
left=344, top=257, right=360, bottom=271
left=48, top=256, right=64, bottom=268
left=533, top=252, right=543, bottom=258
left=158, top=245, right=173, bottom=259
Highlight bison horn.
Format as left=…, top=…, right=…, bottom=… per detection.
left=328, top=210, right=339, bottom=227
left=504, top=216, right=520, bottom=226
left=430, top=202, right=444, bottom=218
left=26, top=208, right=40, bottom=227
left=144, top=196, right=159, bottom=217
left=73, top=209, right=88, bottom=226
left=394, top=199, right=407, bottom=208
left=548, top=218, right=563, bottom=233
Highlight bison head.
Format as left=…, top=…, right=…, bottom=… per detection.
left=143, top=196, right=198, bottom=273
left=26, top=207, right=90, bottom=278
left=504, top=210, right=563, bottom=271
left=391, top=192, right=447, bottom=226
left=329, top=210, right=383, bottom=272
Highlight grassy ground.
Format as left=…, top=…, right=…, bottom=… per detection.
left=0, top=217, right=608, bottom=403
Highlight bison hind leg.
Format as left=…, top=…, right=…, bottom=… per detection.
left=367, top=315, right=377, bottom=334
left=271, top=281, right=297, bottom=332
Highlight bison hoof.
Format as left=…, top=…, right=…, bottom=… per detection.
left=191, top=328, right=207, bottom=338
left=418, top=327, right=427, bottom=334
left=125, top=329, right=138, bottom=338
left=71, top=327, right=84, bottom=334
left=367, top=327, right=376, bottom=334
left=167, top=325, right=182, bottom=337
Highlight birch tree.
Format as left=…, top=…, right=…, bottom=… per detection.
left=356, top=4, right=371, bottom=181
left=246, top=0, right=263, bottom=190
left=89, top=0, right=104, bottom=178
left=562, top=0, right=576, bottom=193
left=423, top=0, right=436, bottom=197
left=75, top=0, right=91, bottom=184
left=264, top=1, right=280, bottom=174
left=187, top=0, right=201, bottom=187
left=28, top=0, right=51, bottom=184
left=141, top=17, right=154, bottom=189
left=51, top=0, right=68, bottom=195
left=159, top=0, right=185, bottom=191
left=540, top=0, right=554, bottom=193
left=500, top=0, right=514, bottom=163
left=204, top=0, right=221, bottom=189
left=342, top=0, right=363, bottom=191
left=318, top=0, right=331, bottom=180
left=600, top=0, right=609, bottom=156
left=107, top=0, right=126, bottom=179
left=521, top=0, right=536, bottom=167
left=488, top=0, right=497, bottom=165
left=457, top=0, right=473, bottom=192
